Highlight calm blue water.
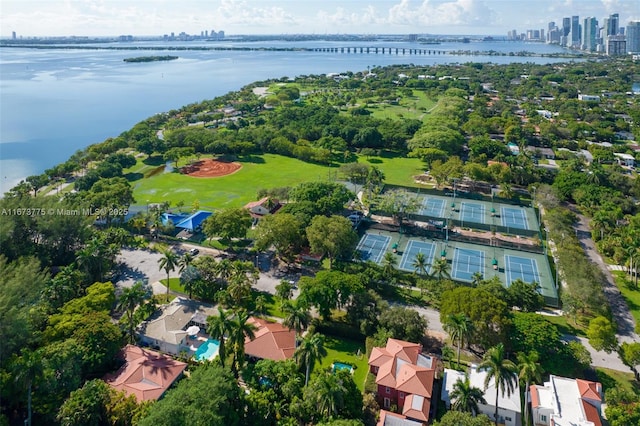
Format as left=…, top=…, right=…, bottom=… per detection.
left=194, top=338, right=220, bottom=361
left=0, top=40, right=570, bottom=193
left=332, top=362, right=354, bottom=373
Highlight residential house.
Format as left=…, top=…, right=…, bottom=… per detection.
left=614, top=152, right=636, bottom=167
left=138, top=297, right=218, bottom=355
left=530, top=375, right=603, bottom=426
left=526, top=146, right=555, bottom=160
left=368, top=338, right=436, bottom=424
left=577, top=94, right=600, bottom=102
left=103, top=345, right=187, bottom=402
left=244, top=317, right=296, bottom=361
left=244, top=197, right=281, bottom=224
left=377, top=410, right=423, bottom=426
left=442, top=365, right=522, bottom=426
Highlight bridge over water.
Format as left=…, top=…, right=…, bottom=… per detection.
left=312, top=46, right=448, bottom=55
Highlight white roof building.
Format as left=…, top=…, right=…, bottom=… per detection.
left=530, top=375, right=602, bottom=426
left=442, top=365, right=522, bottom=426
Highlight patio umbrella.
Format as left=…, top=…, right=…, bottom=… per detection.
left=186, top=325, right=200, bottom=336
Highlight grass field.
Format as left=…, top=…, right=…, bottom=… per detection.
left=130, top=152, right=426, bottom=210
left=318, top=336, right=368, bottom=391
left=613, top=271, right=640, bottom=328
left=368, top=91, right=438, bottom=121
left=131, top=154, right=338, bottom=211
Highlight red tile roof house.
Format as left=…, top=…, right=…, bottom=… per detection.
left=104, top=345, right=187, bottom=402
left=244, top=197, right=281, bottom=218
left=244, top=317, right=296, bottom=361
left=368, top=338, right=436, bottom=425
left=529, top=375, right=603, bottom=426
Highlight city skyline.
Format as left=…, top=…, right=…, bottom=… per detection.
left=2, top=0, right=639, bottom=38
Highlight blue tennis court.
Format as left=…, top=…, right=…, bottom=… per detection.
left=356, top=233, right=391, bottom=264
left=460, top=202, right=485, bottom=224
left=399, top=240, right=436, bottom=272
left=505, top=255, right=541, bottom=285
left=452, top=248, right=484, bottom=281
left=420, top=197, right=445, bottom=217
left=501, top=207, right=528, bottom=230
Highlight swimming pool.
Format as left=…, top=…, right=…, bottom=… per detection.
left=332, top=362, right=354, bottom=373
left=194, top=339, right=220, bottom=362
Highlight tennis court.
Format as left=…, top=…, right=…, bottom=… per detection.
left=452, top=247, right=485, bottom=281
left=419, top=197, right=445, bottom=217
left=460, top=202, right=485, bottom=224
left=356, top=233, right=391, bottom=264
left=505, top=255, right=541, bottom=286
left=501, top=207, right=529, bottom=230
left=399, top=240, right=436, bottom=272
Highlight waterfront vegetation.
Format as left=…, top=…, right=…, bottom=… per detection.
left=123, top=55, right=179, bottom=63
left=2, top=57, right=640, bottom=425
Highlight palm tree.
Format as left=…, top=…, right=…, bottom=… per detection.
left=228, top=309, right=257, bottom=378
left=116, top=281, right=148, bottom=344
left=471, top=271, right=484, bottom=287
left=228, top=276, right=253, bottom=308
left=412, top=252, right=429, bottom=277
left=443, top=313, right=473, bottom=368
left=206, top=308, right=232, bottom=367
left=441, top=345, right=455, bottom=368
left=295, top=332, right=327, bottom=386
left=450, top=373, right=487, bottom=415
left=283, top=301, right=311, bottom=344
left=158, top=249, right=178, bottom=296
left=517, top=351, right=544, bottom=426
left=178, top=252, right=193, bottom=274
left=312, top=372, right=347, bottom=419
left=11, top=348, right=43, bottom=426
left=430, top=258, right=451, bottom=281
left=479, top=344, right=518, bottom=426
left=382, top=252, right=397, bottom=281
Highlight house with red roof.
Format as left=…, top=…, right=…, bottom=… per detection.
left=368, top=338, right=436, bottom=425
left=244, top=197, right=281, bottom=218
left=244, top=317, right=296, bottom=361
left=103, top=345, right=187, bottom=402
left=529, top=375, right=603, bottom=426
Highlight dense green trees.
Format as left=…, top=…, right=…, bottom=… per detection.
left=306, top=215, right=358, bottom=268
left=203, top=208, right=253, bottom=242
left=440, top=287, right=511, bottom=350
left=138, top=363, right=245, bottom=426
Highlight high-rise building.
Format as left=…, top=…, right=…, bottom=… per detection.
left=562, top=17, right=571, bottom=36
left=570, top=15, right=581, bottom=47
left=606, top=35, right=627, bottom=56
left=610, top=13, right=620, bottom=35
left=582, top=17, right=598, bottom=51
left=627, top=21, right=640, bottom=53
left=11, top=31, right=16, bottom=40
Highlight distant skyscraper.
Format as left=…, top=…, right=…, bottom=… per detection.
left=11, top=31, right=16, bottom=40
left=610, top=13, right=620, bottom=35
left=627, top=21, right=640, bottom=53
left=570, top=15, right=581, bottom=47
left=582, top=17, right=598, bottom=51
left=562, top=17, right=571, bottom=36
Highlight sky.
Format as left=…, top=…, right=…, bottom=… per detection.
left=1, top=0, right=639, bottom=37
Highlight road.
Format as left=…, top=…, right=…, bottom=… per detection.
left=574, top=212, right=639, bottom=343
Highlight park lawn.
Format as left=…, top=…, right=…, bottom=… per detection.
left=160, top=277, right=186, bottom=294
left=613, top=271, right=640, bottom=327
left=595, top=367, right=639, bottom=396
left=318, top=336, right=368, bottom=391
left=357, top=152, right=425, bottom=187
left=542, top=314, right=587, bottom=337
left=368, top=91, right=438, bottom=121
left=132, top=154, right=338, bottom=211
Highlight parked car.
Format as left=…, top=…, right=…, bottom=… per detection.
left=189, top=248, right=200, bottom=256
